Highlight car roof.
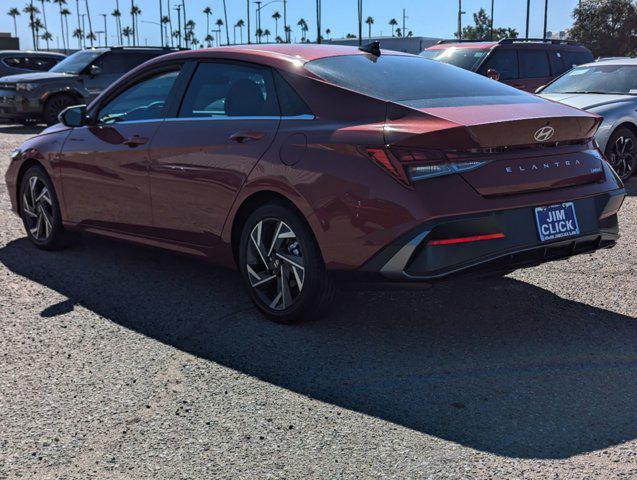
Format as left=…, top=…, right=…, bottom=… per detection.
left=0, top=50, right=65, bottom=57
left=144, top=44, right=411, bottom=73
left=591, top=57, right=637, bottom=66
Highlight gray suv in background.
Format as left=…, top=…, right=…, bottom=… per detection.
left=0, top=46, right=178, bottom=125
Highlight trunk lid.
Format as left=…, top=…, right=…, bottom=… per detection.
left=384, top=101, right=605, bottom=196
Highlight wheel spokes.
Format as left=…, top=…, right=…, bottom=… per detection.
left=247, top=218, right=305, bottom=311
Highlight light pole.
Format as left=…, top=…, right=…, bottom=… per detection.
left=247, top=0, right=251, bottom=44
left=525, top=0, right=530, bottom=38
left=283, top=0, right=288, bottom=42
left=255, top=1, right=261, bottom=43
left=357, top=0, right=362, bottom=46
left=490, top=0, right=494, bottom=40
left=457, top=0, right=465, bottom=40
left=543, top=0, right=548, bottom=39
left=174, top=5, right=181, bottom=48
left=101, top=14, right=108, bottom=46
left=159, top=0, right=164, bottom=46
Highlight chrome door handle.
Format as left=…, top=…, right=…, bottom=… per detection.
left=122, top=135, right=149, bottom=147
left=229, top=131, right=265, bottom=143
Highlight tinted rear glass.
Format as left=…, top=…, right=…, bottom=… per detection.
left=305, top=54, right=537, bottom=108
left=419, top=47, right=489, bottom=71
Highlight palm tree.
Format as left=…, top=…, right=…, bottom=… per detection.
left=395, top=27, right=402, bottom=37
left=72, top=27, right=82, bottom=47
left=236, top=19, right=244, bottom=44
left=205, top=33, right=213, bottom=47
left=61, top=7, right=71, bottom=50
left=263, top=28, right=271, bottom=43
left=275, top=35, right=283, bottom=43
left=185, top=18, right=195, bottom=46
left=365, top=16, right=373, bottom=38
left=297, top=18, right=307, bottom=42
left=325, top=27, right=330, bottom=39
left=215, top=18, right=224, bottom=45
left=255, top=28, right=263, bottom=43
left=272, top=10, right=281, bottom=38
left=32, top=17, right=44, bottom=49
left=112, top=9, right=122, bottom=45
left=53, top=0, right=66, bottom=51
left=203, top=6, right=211, bottom=40
left=122, top=25, right=133, bottom=45
left=7, top=8, right=20, bottom=38
left=42, top=30, right=53, bottom=49
left=39, top=0, right=50, bottom=46
left=84, top=0, right=94, bottom=47
left=284, top=24, right=291, bottom=42
left=388, top=18, right=398, bottom=37
left=161, top=15, right=171, bottom=46
left=23, top=2, right=40, bottom=50
left=131, top=4, right=142, bottom=45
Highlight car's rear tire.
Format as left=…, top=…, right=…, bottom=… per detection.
left=43, top=94, right=76, bottom=126
left=19, top=165, right=71, bottom=250
left=238, top=202, right=335, bottom=324
left=605, top=127, right=637, bottom=182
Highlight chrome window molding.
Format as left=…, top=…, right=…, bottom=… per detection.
left=82, top=113, right=316, bottom=128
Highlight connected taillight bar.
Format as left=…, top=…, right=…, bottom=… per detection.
left=428, top=233, right=506, bottom=246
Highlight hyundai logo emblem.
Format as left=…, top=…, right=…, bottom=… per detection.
left=534, top=126, right=555, bottom=142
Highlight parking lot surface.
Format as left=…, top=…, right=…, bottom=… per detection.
left=1, top=124, right=636, bottom=479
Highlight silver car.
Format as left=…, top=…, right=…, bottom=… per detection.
left=539, top=58, right=637, bottom=181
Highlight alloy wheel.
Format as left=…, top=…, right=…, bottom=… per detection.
left=246, top=218, right=305, bottom=311
left=22, top=175, right=54, bottom=241
left=609, top=135, right=635, bottom=180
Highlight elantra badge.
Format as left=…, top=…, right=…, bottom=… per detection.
left=534, top=126, right=555, bottom=142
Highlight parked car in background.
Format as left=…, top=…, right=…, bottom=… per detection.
left=420, top=38, right=594, bottom=93
left=4, top=44, right=625, bottom=323
left=539, top=58, right=637, bottom=181
left=0, top=50, right=65, bottom=77
left=0, top=46, right=179, bottom=126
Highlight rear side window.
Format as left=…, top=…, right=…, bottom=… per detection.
left=482, top=49, right=518, bottom=80
left=179, top=62, right=279, bottom=117
left=273, top=71, right=312, bottom=116
left=305, top=54, right=538, bottom=109
left=548, top=50, right=566, bottom=75
left=2, top=56, right=59, bottom=71
left=518, top=50, right=551, bottom=78
left=97, top=52, right=159, bottom=74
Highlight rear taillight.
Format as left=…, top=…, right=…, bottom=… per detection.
left=365, top=147, right=490, bottom=185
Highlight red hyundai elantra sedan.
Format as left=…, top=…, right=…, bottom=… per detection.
left=5, top=44, right=626, bottom=323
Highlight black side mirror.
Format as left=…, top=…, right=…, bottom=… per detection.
left=58, top=105, right=88, bottom=127
left=89, top=64, right=102, bottom=76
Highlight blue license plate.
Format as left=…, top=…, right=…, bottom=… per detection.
left=534, top=202, right=580, bottom=242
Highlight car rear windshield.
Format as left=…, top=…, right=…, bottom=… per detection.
left=542, top=64, right=637, bottom=95
left=305, top=54, right=538, bottom=108
left=50, top=50, right=104, bottom=74
left=419, top=47, right=489, bottom=71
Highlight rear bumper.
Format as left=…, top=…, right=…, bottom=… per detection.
left=358, top=188, right=625, bottom=282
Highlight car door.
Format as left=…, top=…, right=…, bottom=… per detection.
left=148, top=60, right=281, bottom=246
left=58, top=66, right=182, bottom=234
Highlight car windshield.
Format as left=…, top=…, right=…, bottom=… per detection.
left=305, top=54, right=538, bottom=108
left=50, top=50, right=103, bottom=74
left=542, top=64, right=637, bottom=95
left=419, top=47, right=490, bottom=71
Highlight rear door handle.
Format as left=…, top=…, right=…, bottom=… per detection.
left=229, top=131, right=265, bottom=143
left=122, top=135, right=149, bottom=147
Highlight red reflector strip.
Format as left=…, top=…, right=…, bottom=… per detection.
left=367, top=148, right=399, bottom=176
left=428, top=233, right=506, bottom=246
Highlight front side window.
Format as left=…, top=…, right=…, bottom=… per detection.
left=179, top=62, right=279, bottom=117
left=96, top=52, right=160, bottom=74
left=97, top=69, right=179, bottom=123
left=542, top=64, right=637, bottom=95
left=305, top=54, right=537, bottom=109
left=518, top=50, right=551, bottom=78
left=481, top=49, right=518, bottom=80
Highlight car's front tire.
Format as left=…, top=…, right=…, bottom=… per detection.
left=238, top=202, right=335, bottom=323
left=605, top=126, right=637, bottom=182
left=19, top=165, right=70, bottom=250
left=43, top=94, right=76, bottom=126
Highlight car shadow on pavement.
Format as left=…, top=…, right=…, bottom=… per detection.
left=1, top=235, right=636, bottom=460
left=625, top=178, right=637, bottom=196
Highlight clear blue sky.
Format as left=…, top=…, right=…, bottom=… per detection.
left=2, top=0, right=581, bottom=48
